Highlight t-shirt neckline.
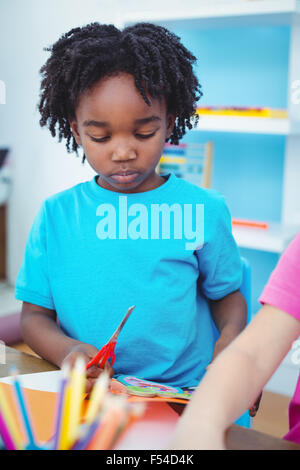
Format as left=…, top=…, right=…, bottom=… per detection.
left=85, top=172, right=177, bottom=201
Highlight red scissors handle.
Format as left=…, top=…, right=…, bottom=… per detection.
left=85, top=305, right=135, bottom=371
left=85, top=341, right=117, bottom=370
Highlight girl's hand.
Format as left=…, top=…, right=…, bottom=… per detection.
left=62, top=343, right=114, bottom=394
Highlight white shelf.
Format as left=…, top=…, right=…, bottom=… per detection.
left=233, top=222, right=299, bottom=252
left=194, top=115, right=291, bottom=135
left=122, top=0, right=300, bottom=29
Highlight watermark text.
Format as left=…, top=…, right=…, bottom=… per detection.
left=96, top=196, right=204, bottom=250
left=0, top=80, right=5, bottom=104
left=291, top=339, right=300, bottom=366
left=0, top=340, right=6, bottom=364
left=291, top=80, right=300, bottom=105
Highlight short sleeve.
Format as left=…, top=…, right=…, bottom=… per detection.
left=196, top=195, right=242, bottom=300
left=15, top=202, right=55, bottom=310
left=260, top=232, right=300, bottom=321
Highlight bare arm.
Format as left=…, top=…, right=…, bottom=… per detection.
left=210, top=290, right=247, bottom=360
left=20, top=302, right=111, bottom=392
left=169, top=305, right=300, bottom=449
left=20, top=301, right=83, bottom=367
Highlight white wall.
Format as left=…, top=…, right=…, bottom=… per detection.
left=0, top=0, right=121, bottom=284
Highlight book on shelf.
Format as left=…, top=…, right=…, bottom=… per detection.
left=196, top=106, right=288, bottom=119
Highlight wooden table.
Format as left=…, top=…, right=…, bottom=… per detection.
left=1, top=346, right=300, bottom=451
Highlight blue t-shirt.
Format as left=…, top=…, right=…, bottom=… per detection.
left=15, top=173, right=242, bottom=387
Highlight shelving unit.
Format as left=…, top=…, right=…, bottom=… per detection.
left=195, top=115, right=291, bottom=135
left=121, top=0, right=300, bottom=255
left=232, top=223, right=300, bottom=253
left=122, top=0, right=300, bottom=28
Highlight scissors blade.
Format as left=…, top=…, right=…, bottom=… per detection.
left=107, top=305, right=135, bottom=343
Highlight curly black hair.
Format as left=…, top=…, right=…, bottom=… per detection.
left=38, top=22, right=202, bottom=160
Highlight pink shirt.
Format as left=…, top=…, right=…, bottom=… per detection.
left=260, top=232, right=300, bottom=445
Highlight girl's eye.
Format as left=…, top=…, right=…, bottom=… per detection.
left=89, top=132, right=156, bottom=142
left=90, top=136, right=110, bottom=143
left=135, top=132, right=156, bottom=139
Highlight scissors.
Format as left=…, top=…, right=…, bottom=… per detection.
left=85, top=305, right=135, bottom=370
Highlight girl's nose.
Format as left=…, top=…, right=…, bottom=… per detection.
left=111, top=147, right=137, bottom=161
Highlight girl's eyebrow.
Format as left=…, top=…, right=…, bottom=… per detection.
left=134, top=116, right=161, bottom=125
left=83, top=116, right=161, bottom=128
left=83, top=120, right=108, bottom=128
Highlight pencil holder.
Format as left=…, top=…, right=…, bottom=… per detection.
left=0, top=360, right=144, bottom=450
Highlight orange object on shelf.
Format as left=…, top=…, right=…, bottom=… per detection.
left=232, top=218, right=269, bottom=230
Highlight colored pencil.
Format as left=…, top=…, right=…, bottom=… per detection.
left=58, top=380, right=72, bottom=449
left=84, top=370, right=110, bottom=425
left=71, top=416, right=102, bottom=450
left=10, top=367, right=38, bottom=449
left=0, top=384, right=23, bottom=449
left=86, top=396, right=127, bottom=450
left=0, top=408, right=17, bottom=450
left=66, top=357, right=86, bottom=447
left=52, top=363, right=70, bottom=450
left=109, top=402, right=145, bottom=449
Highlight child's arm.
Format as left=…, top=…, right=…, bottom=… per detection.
left=20, top=302, right=110, bottom=392
left=21, top=301, right=83, bottom=365
left=169, top=305, right=300, bottom=449
left=209, top=290, right=247, bottom=360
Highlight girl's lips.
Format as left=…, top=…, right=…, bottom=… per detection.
left=110, top=172, right=139, bottom=184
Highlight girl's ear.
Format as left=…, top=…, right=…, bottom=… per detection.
left=69, top=120, right=82, bottom=146
left=166, top=114, right=176, bottom=139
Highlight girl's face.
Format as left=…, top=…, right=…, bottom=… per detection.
left=70, top=73, right=175, bottom=193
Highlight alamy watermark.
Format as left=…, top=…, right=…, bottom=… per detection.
left=291, top=80, right=300, bottom=105
left=0, top=340, right=6, bottom=364
left=0, top=80, right=5, bottom=104
left=96, top=196, right=204, bottom=250
left=291, top=339, right=300, bottom=366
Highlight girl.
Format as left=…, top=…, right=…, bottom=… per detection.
left=170, top=232, right=300, bottom=448
left=15, top=22, right=246, bottom=392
